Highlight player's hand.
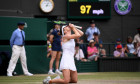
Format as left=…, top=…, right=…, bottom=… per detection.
left=69, top=23, right=75, bottom=28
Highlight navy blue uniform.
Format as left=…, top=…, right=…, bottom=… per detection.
left=51, top=29, right=62, bottom=51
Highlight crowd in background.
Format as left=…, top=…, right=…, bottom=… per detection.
left=46, top=21, right=140, bottom=63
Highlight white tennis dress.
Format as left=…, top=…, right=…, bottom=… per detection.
left=59, top=39, right=77, bottom=71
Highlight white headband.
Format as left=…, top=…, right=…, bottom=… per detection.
left=61, top=25, right=67, bottom=36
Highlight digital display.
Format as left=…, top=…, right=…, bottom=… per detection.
left=67, top=0, right=111, bottom=19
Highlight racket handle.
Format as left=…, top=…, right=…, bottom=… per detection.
left=74, top=25, right=82, bottom=29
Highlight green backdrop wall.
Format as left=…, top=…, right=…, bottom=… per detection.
left=0, top=17, right=47, bottom=40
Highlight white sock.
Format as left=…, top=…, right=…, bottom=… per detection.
left=56, top=69, right=59, bottom=72
left=49, top=69, right=53, bottom=72
left=53, top=75, right=61, bottom=79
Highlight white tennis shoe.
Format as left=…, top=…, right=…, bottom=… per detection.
left=43, top=76, right=51, bottom=84
left=7, top=72, right=13, bottom=77
left=55, top=70, right=62, bottom=75
left=48, top=71, right=55, bottom=75
left=25, top=72, right=33, bottom=76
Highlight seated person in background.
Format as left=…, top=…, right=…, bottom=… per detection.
left=133, top=28, right=140, bottom=57
left=114, top=45, right=127, bottom=57
left=115, top=38, right=124, bottom=49
left=134, top=42, right=140, bottom=57
left=133, top=27, right=140, bottom=43
left=47, top=36, right=52, bottom=58
left=47, top=41, right=52, bottom=58
left=125, top=36, right=137, bottom=56
left=93, top=32, right=106, bottom=57
left=74, top=43, right=87, bottom=62
left=87, top=40, right=99, bottom=61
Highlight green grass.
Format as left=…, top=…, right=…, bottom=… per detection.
left=78, top=72, right=140, bottom=80
left=0, top=72, right=140, bottom=84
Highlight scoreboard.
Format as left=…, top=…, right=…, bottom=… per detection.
left=67, top=0, right=111, bottom=19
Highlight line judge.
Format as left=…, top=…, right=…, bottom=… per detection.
left=7, top=22, right=33, bottom=76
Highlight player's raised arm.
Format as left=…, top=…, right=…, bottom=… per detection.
left=76, top=28, right=84, bottom=36
left=63, top=23, right=82, bottom=39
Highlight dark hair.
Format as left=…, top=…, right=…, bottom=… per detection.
left=89, top=42, right=95, bottom=47
left=75, top=43, right=79, bottom=47
left=59, top=26, right=63, bottom=35
left=127, top=36, right=132, bottom=43
left=17, top=22, right=25, bottom=26
left=54, top=23, right=60, bottom=29
left=90, top=20, right=95, bottom=24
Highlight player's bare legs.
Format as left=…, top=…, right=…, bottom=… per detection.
left=48, top=51, right=57, bottom=75
left=49, top=69, right=71, bottom=84
left=55, top=51, right=62, bottom=74
left=69, top=70, right=78, bottom=83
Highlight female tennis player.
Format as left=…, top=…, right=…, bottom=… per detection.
left=43, top=23, right=83, bottom=84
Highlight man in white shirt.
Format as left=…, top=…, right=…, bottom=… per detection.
left=85, top=21, right=100, bottom=42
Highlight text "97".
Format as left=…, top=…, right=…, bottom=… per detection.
left=80, top=5, right=91, bottom=14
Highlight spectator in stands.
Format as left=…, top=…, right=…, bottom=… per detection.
left=125, top=36, right=137, bottom=56
left=87, top=40, right=99, bottom=61
left=133, top=27, right=140, bottom=43
left=47, top=40, right=52, bottom=58
left=114, top=45, right=127, bottom=57
left=133, top=27, right=140, bottom=56
left=48, top=23, right=62, bottom=75
left=74, top=43, right=87, bottom=62
left=115, top=38, right=123, bottom=49
left=134, top=42, right=140, bottom=57
left=46, top=35, right=52, bottom=58
left=135, top=43, right=140, bottom=57
left=85, top=20, right=100, bottom=42
left=93, top=32, right=106, bottom=57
